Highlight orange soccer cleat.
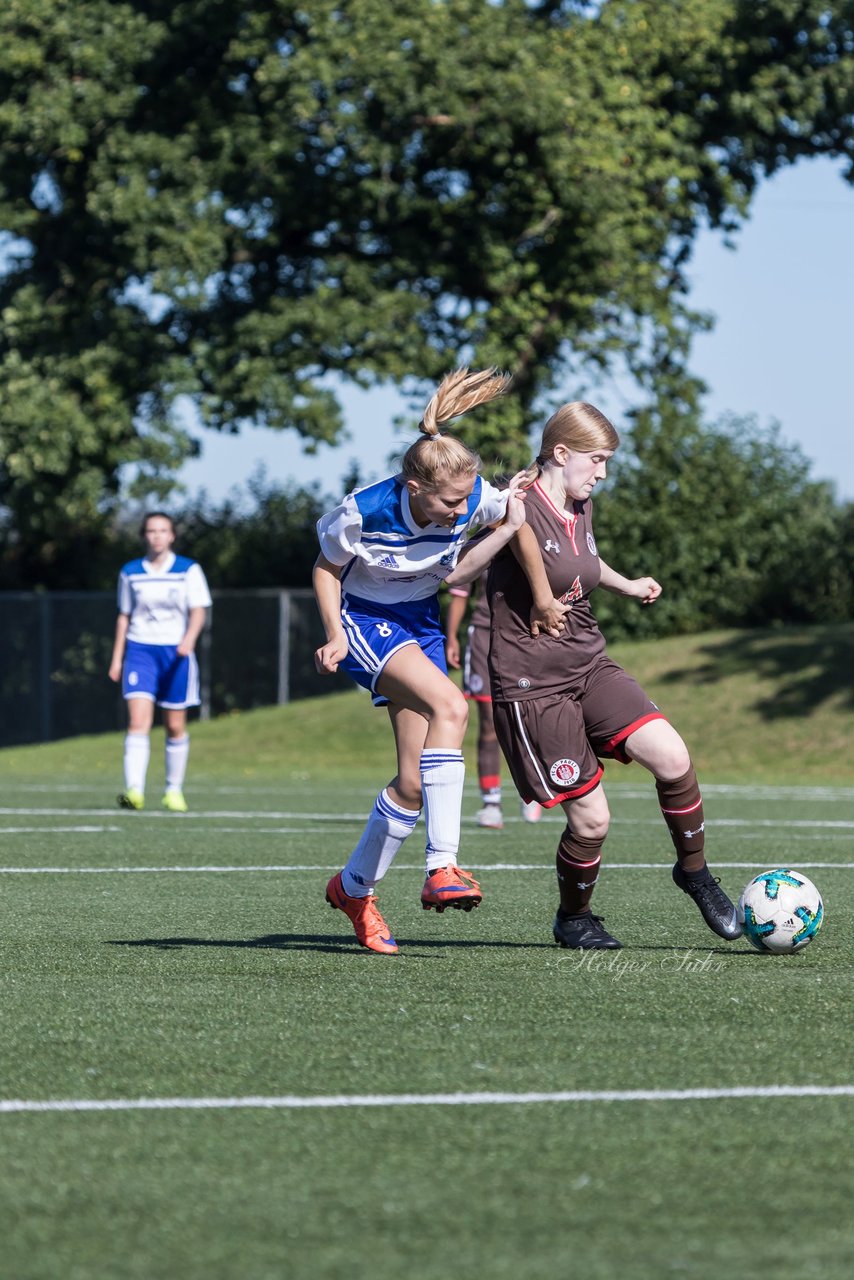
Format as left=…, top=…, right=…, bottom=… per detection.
left=420, top=864, right=482, bottom=913
left=325, top=872, right=399, bottom=954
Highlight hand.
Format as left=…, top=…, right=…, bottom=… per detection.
left=530, top=597, right=571, bottom=638
left=503, top=471, right=529, bottom=531
left=177, top=639, right=195, bottom=657
left=632, top=577, right=661, bottom=605
left=315, top=633, right=349, bottom=674
left=445, top=636, right=461, bottom=669
left=108, top=660, right=122, bottom=683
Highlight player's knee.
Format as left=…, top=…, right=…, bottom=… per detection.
left=655, top=741, right=692, bottom=782
left=575, top=813, right=610, bottom=842
left=568, top=795, right=610, bottom=841
left=433, top=684, right=468, bottom=735
left=392, top=775, right=422, bottom=809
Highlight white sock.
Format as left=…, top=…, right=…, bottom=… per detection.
left=165, top=735, right=190, bottom=791
left=342, top=789, right=420, bottom=898
left=124, top=732, right=150, bottom=793
left=421, top=748, right=465, bottom=873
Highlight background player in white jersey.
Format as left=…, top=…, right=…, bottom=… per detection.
left=444, top=574, right=542, bottom=829
left=314, top=367, right=565, bottom=955
left=108, top=512, right=212, bottom=812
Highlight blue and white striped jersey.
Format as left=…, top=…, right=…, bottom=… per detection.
left=118, top=553, right=212, bottom=645
left=316, top=475, right=508, bottom=604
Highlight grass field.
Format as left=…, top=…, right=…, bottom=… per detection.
left=2, top=625, right=853, bottom=1278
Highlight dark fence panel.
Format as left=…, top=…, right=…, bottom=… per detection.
left=0, top=588, right=346, bottom=746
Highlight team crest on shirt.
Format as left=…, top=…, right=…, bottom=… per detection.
left=587, top=532, right=597, bottom=556
left=549, top=757, right=580, bottom=786
left=559, top=575, right=583, bottom=606
left=469, top=674, right=484, bottom=694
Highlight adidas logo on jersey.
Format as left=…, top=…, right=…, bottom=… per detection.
left=377, top=554, right=399, bottom=569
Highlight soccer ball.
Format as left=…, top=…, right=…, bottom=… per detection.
left=737, top=868, right=824, bottom=954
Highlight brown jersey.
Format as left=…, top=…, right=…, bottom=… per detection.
left=487, top=480, right=607, bottom=701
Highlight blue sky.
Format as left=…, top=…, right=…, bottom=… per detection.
left=179, top=156, right=854, bottom=503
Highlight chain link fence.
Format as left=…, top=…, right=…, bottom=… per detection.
left=0, top=588, right=346, bottom=747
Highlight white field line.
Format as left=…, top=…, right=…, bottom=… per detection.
left=0, top=828, right=319, bottom=839
left=6, top=782, right=854, bottom=801
left=1, top=807, right=853, bottom=830
left=1, top=1084, right=853, bottom=1115
left=0, top=826, right=124, bottom=834
left=0, top=861, right=852, bottom=876
left=2, top=826, right=851, bottom=846
left=0, top=824, right=852, bottom=845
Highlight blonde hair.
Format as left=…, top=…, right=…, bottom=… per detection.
left=401, top=367, right=512, bottom=487
left=520, top=401, right=620, bottom=486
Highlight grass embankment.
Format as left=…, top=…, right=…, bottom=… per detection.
left=2, top=622, right=852, bottom=785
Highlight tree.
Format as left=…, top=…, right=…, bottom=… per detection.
left=0, top=0, right=852, bottom=579
left=592, top=405, right=853, bottom=639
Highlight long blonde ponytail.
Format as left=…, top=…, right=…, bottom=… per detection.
left=401, top=367, right=512, bottom=487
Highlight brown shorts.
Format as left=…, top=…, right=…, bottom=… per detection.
left=463, top=623, right=492, bottom=702
left=492, top=657, right=666, bottom=808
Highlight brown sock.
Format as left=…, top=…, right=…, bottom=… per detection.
left=656, top=765, right=706, bottom=873
left=556, top=828, right=603, bottom=915
left=478, top=736, right=501, bottom=781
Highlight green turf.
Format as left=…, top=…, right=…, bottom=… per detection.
left=1, top=621, right=853, bottom=784
left=1, top=623, right=853, bottom=1277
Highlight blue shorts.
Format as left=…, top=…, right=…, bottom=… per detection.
left=339, top=593, right=447, bottom=706
left=123, top=640, right=201, bottom=709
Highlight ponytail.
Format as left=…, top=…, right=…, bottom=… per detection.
left=401, top=367, right=512, bottom=487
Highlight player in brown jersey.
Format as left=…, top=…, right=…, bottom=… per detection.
left=486, top=401, right=742, bottom=950
left=445, top=572, right=543, bottom=829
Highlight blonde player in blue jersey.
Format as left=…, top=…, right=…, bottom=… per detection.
left=314, top=368, right=567, bottom=954
left=108, top=512, right=212, bottom=812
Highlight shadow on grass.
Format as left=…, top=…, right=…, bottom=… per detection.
left=657, top=625, right=854, bottom=719
left=105, top=936, right=762, bottom=958
left=106, top=933, right=554, bottom=955
left=629, top=943, right=757, bottom=958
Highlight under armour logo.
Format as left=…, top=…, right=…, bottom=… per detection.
left=376, top=622, right=392, bottom=637
left=544, top=539, right=561, bottom=554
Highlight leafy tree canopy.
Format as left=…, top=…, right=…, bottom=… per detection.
left=0, top=0, right=852, bottom=575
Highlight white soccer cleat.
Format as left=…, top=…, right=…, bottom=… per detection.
left=476, top=804, right=504, bottom=830
left=520, top=799, right=543, bottom=823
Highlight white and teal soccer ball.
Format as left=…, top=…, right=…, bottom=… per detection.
left=737, top=869, right=824, bottom=954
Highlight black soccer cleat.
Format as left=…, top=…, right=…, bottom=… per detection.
left=552, top=910, right=623, bottom=950
left=672, top=863, right=743, bottom=940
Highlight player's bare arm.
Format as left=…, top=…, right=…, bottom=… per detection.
left=313, top=554, right=349, bottom=673
left=444, top=469, right=531, bottom=587
left=443, top=589, right=469, bottom=670
left=509, top=523, right=572, bottom=638
left=177, top=606, right=208, bottom=657
left=599, top=559, right=662, bottom=606
left=108, top=613, right=130, bottom=682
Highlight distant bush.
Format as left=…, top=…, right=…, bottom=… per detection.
left=592, top=410, right=853, bottom=640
